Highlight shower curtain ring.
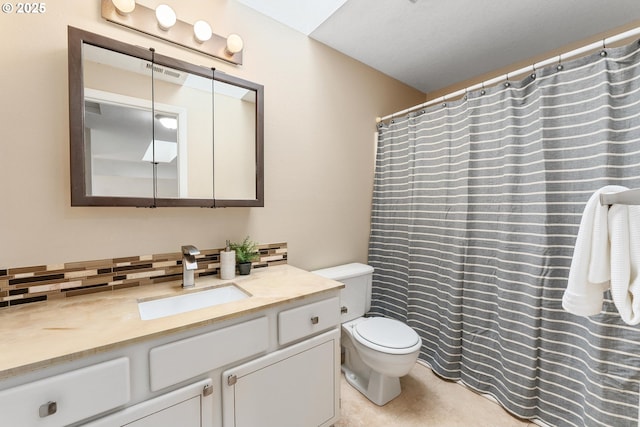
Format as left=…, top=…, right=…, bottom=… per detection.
left=531, top=64, right=536, bottom=80
left=557, top=54, right=563, bottom=71
left=600, top=39, right=608, bottom=57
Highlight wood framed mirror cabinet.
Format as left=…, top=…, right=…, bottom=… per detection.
left=68, top=26, right=264, bottom=207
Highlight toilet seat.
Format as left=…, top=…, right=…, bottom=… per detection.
left=352, top=317, right=421, bottom=355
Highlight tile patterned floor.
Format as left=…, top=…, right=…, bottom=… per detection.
left=335, top=362, right=536, bottom=427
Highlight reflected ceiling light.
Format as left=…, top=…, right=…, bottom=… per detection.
left=143, top=140, right=177, bottom=163
left=193, top=20, right=212, bottom=43
left=155, top=4, right=176, bottom=30
left=226, top=34, right=244, bottom=55
left=156, top=115, right=178, bottom=130
left=112, top=0, right=135, bottom=15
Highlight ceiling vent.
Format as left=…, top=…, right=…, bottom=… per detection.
left=143, top=62, right=186, bottom=84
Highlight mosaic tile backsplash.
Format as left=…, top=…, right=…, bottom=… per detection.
left=0, top=243, right=288, bottom=309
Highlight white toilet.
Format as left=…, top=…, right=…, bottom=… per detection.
left=313, top=263, right=422, bottom=406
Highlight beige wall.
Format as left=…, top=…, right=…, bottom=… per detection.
left=0, top=0, right=424, bottom=270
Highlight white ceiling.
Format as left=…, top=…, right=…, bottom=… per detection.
left=236, top=0, right=640, bottom=94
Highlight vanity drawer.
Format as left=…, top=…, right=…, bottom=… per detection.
left=278, top=297, right=340, bottom=345
left=149, top=316, right=269, bottom=391
left=0, top=357, right=130, bottom=427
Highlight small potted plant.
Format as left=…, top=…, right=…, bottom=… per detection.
left=230, top=236, right=259, bottom=275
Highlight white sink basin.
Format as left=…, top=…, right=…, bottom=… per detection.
left=138, top=284, right=250, bottom=320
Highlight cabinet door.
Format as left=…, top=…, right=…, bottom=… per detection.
left=124, top=395, right=201, bottom=427
left=222, top=329, right=340, bottom=427
left=84, top=379, right=212, bottom=427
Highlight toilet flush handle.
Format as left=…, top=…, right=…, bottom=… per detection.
left=311, top=316, right=319, bottom=325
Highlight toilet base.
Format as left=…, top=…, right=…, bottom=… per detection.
left=342, top=365, right=401, bottom=406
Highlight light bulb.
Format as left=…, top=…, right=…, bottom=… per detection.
left=112, top=0, right=135, bottom=15
left=155, top=4, right=176, bottom=30
left=193, top=20, right=212, bottom=43
left=226, top=34, right=244, bottom=55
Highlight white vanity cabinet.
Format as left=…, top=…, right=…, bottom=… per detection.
left=222, top=329, right=340, bottom=427
left=222, top=297, right=341, bottom=427
left=0, top=287, right=342, bottom=427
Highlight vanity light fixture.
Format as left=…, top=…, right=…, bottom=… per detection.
left=193, top=20, right=212, bottom=43
left=155, top=4, right=176, bottom=30
left=111, top=0, right=135, bottom=15
left=101, top=0, right=243, bottom=65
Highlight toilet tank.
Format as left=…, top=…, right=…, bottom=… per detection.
left=312, top=263, right=374, bottom=323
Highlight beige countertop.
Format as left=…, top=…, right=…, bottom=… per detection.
left=0, top=264, right=343, bottom=380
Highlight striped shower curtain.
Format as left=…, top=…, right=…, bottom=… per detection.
left=369, top=39, right=640, bottom=426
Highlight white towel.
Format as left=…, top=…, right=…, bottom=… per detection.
left=562, top=185, right=640, bottom=325
left=609, top=200, right=640, bottom=324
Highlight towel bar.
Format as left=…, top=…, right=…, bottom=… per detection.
left=599, top=188, right=640, bottom=206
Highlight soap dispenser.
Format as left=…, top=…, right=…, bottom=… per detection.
left=220, top=240, right=236, bottom=280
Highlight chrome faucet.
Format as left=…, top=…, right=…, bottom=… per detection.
left=181, top=245, right=200, bottom=288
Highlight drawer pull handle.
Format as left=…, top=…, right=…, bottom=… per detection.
left=228, top=374, right=238, bottom=386
left=203, top=384, right=213, bottom=397
left=311, top=316, right=319, bottom=325
left=39, top=401, right=57, bottom=418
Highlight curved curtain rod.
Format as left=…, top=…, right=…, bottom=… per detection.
left=376, top=26, right=640, bottom=123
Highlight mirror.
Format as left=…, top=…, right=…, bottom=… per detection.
left=214, top=79, right=257, bottom=200
left=151, top=61, right=213, bottom=201
left=82, top=43, right=156, bottom=200
left=68, top=26, right=264, bottom=207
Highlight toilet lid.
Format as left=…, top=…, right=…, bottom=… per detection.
left=353, top=317, right=420, bottom=351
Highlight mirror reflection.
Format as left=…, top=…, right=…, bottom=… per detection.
left=82, top=44, right=155, bottom=198
left=214, top=80, right=256, bottom=200
left=70, top=26, right=264, bottom=207
left=152, top=63, right=213, bottom=200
